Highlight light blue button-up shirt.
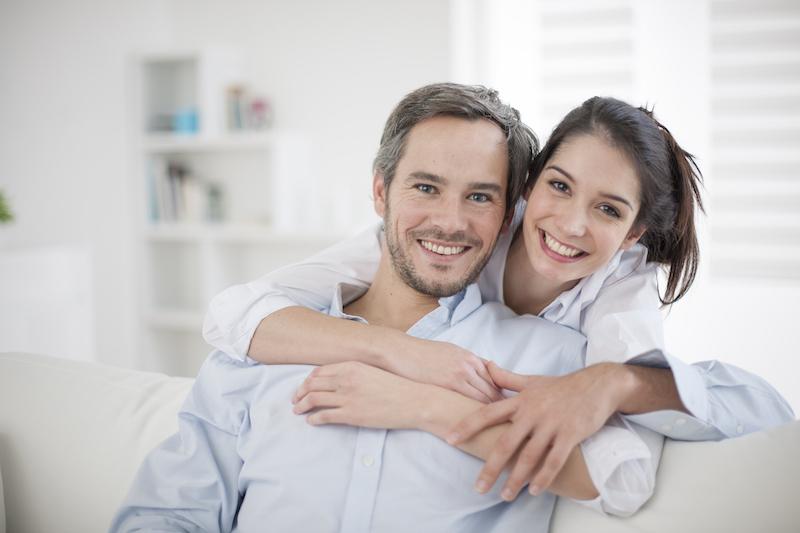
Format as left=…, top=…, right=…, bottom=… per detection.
left=112, top=285, right=646, bottom=532
left=115, top=283, right=793, bottom=532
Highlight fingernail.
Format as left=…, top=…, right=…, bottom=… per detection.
left=501, top=488, right=514, bottom=501
left=446, top=433, right=460, bottom=445
left=474, top=480, right=489, bottom=493
left=529, top=484, right=541, bottom=496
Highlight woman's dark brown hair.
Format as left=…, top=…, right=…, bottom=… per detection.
left=527, top=96, right=704, bottom=305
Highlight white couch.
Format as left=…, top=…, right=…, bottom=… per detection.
left=1, top=352, right=798, bottom=533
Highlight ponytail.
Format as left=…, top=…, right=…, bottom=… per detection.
left=636, top=108, right=705, bottom=305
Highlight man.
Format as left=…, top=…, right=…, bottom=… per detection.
left=112, top=84, right=791, bottom=532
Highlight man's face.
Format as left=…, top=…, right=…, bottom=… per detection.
left=374, top=115, right=509, bottom=297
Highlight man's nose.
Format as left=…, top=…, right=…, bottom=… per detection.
left=429, top=195, right=469, bottom=234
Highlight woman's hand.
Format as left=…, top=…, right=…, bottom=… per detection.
left=292, top=361, right=431, bottom=430
left=383, top=337, right=502, bottom=403
left=447, top=361, right=625, bottom=500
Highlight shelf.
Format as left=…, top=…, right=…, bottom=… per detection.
left=144, top=222, right=343, bottom=245
left=143, top=131, right=277, bottom=153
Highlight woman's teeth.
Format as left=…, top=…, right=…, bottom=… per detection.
left=420, top=240, right=466, bottom=256
left=544, top=232, right=583, bottom=258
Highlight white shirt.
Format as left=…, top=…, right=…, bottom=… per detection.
left=114, top=284, right=658, bottom=532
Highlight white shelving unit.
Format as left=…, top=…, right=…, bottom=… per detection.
left=133, top=49, right=340, bottom=376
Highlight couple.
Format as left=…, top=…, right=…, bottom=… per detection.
left=113, top=84, right=792, bottom=532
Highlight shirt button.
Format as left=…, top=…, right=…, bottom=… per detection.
left=361, top=454, right=375, bottom=467
left=661, top=424, right=672, bottom=432
left=736, top=424, right=744, bottom=434
left=675, top=418, right=687, bottom=426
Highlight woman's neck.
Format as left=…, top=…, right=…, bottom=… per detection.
left=503, top=228, right=577, bottom=316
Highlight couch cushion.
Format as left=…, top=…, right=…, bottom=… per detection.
left=551, top=417, right=800, bottom=532
left=0, top=352, right=192, bottom=533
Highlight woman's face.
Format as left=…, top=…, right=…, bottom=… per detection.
left=521, top=133, right=645, bottom=287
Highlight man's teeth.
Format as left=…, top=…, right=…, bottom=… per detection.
left=420, top=240, right=466, bottom=256
left=544, top=232, right=583, bottom=258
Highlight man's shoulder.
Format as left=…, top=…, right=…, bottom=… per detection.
left=450, top=302, right=587, bottom=373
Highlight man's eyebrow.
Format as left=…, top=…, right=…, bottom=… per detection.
left=407, top=171, right=444, bottom=183
left=546, top=164, right=634, bottom=210
left=407, top=172, right=503, bottom=194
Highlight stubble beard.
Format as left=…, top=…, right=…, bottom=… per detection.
left=383, top=208, right=493, bottom=298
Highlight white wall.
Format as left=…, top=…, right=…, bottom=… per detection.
left=0, top=0, right=172, bottom=367
left=0, top=0, right=451, bottom=368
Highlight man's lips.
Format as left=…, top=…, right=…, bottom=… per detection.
left=418, top=239, right=469, bottom=256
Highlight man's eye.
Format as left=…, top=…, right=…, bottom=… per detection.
left=549, top=180, right=569, bottom=193
left=415, top=184, right=436, bottom=194
left=468, top=193, right=490, bottom=203
left=599, top=204, right=621, bottom=218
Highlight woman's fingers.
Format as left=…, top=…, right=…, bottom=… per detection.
left=292, top=391, right=341, bottom=414
left=472, top=362, right=503, bottom=401
left=466, top=370, right=502, bottom=403
left=501, top=431, right=552, bottom=500
left=292, top=376, right=338, bottom=404
left=458, top=380, right=494, bottom=403
left=446, top=398, right=517, bottom=444
left=528, top=436, right=574, bottom=496
left=473, top=422, right=531, bottom=494
left=487, top=361, right=529, bottom=392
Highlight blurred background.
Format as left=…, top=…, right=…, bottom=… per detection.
left=0, top=0, right=798, bottom=411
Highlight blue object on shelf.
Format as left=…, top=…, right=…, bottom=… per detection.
left=173, top=108, right=199, bottom=134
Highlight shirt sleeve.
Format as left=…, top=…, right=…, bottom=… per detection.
left=110, top=352, right=252, bottom=532
left=572, top=414, right=663, bottom=517
left=202, top=223, right=383, bottom=361
left=623, top=351, right=795, bottom=441
left=581, top=255, right=794, bottom=440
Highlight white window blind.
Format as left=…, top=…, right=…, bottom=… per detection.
left=538, top=0, right=636, bottom=130
left=709, top=0, right=800, bottom=279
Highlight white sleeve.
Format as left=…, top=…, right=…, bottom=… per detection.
left=582, top=258, right=794, bottom=441
left=573, top=415, right=662, bottom=517
left=581, top=260, right=665, bottom=367
left=202, top=223, right=383, bottom=360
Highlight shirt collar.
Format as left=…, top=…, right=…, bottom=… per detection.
left=326, top=282, right=483, bottom=328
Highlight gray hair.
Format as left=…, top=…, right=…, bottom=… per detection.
left=373, top=83, right=538, bottom=217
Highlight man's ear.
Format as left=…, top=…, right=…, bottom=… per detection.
left=373, top=173, right=387, bottom=218
left=620, top=224, right=646, bottom=250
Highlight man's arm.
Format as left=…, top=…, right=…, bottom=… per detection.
left=110, top=353, right=246, bottom=532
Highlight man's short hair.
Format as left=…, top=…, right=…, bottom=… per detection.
left=373, top=83, right=539, bottom=218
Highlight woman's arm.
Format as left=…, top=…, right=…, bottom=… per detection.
left=292, top=361, right=598, bottom=501
left=203, top=224, right=382, bottom=360
left=583, top=251, right=794, bottom=440
left=203, top=223, right=500, bottom=401
left=263, top=308, right=501, bottom=402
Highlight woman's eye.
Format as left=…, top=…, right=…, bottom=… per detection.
left=415, top=184, right=436, bottom=194
left=549, top=180, right=569, bottom=193
left=468, top=193, right=490, bottom=203
left=600, top=204, right=621, bottom=218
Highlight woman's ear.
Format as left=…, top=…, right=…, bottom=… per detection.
left=620, top=224, right=646, bottom=250
left=373, top=173, right=387, bottom=218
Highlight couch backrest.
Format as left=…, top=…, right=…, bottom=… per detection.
left=1, top=352, right=798, bottom=533
left=0, top=353, right=192, bottom=533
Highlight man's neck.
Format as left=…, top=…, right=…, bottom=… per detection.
left=344, top=247, right=440, bottom=332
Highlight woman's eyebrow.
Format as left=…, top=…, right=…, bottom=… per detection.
left=547, top=164, right=634, bottom=210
